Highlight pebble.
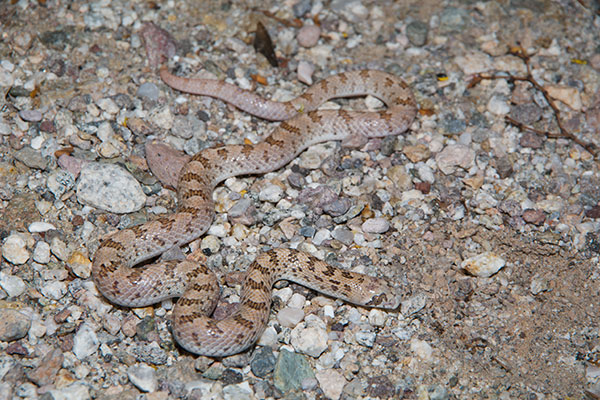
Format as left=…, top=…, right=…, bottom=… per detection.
left=297, top=60, right=315, bottom=85
left=439, top=7, right=468, bottom=33
left=128, top=363, right=158, bottom=392
left=355, top=329, right=376, bottom=347
left=72, top=323, right=99, bottom=360
left=403, top=144, right=431, bottom=163
left=0, top=271, right=26, bottom=297
left=27, top=348, right=63, bottom=386
left=290, top=315, right=328, bottom=357
left=41, top=280, right=68, bottom=300
left=259, top=183, right=284, bottom=203
left=487, top=94, right=511, bottom=115
left=510, top=103, right=542, bottom=125
left=28, top=221, right=56, bottom=233
left=435, top=144, right=475, bottom=175
left=273, top=349, right=315, bottom=393
left=522, top=209, right=546, bottom=225
left=315, top=369, right=346, bottom=400
left=519, top=132, right=544, bottom=149
left=361, top=217, right=389, bottom=233
left=546, top=85, right=582, bottom=111
left=48, top=383, right=90, bottom=400
left=2, top=234, right=30, bottom=265
left=462, top=252, right=506, bottom=278
left=331, top=226, right=354, bottom=245
left=410, top=338, right=433, bottom=361
left=0, top=308, right=31, bottom=341
left=14, top=147, right=48, bottom=170
left=277, top=307, right=305, bottom=327
left=76, top=163, right=146, bottom=213
left=406, top=20, right=428, bottom=46
left=250, top=346, right=276, bottom=378
left=292, top=0, right=312, bottom=17
left=297, top=25, right=321, bottom=48
left=18, top=109, right=43, bottom=122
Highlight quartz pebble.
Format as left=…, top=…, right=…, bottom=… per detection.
left=277, top=307, right=305, bottom=327
left=290, top=315, right=328, bottom=357
left=2, top=234, right=30, bottom=265
left=297, top=60, right=315, bottom=85
left=0, top=272, right=26, bottom=297
left=361, top=217, right=390, bottom=233
left=315, top=369, right=346, bottom=400
left=462, top=252, right=506, bottom=278
left=128, top=363, right=158, bottom=392
left=297, top=25, right=321, bottom=47
left=72, top=323, right=99, bottom=360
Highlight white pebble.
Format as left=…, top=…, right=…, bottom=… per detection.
left=486, top=94, right=510, bottom=115
left=277, top=307, right=305, bottom=328
left=365, top=95, right=384, bottom=109
left=323, top=305, right=335, bottom=318
left=368, top=309, right=387, bottom=326
left=290, top=316, right=328, bottom=357
left=410, top=338, right=433, bottom=361
left=72, top=323, right=99, bottom=360
left=0, top=271, right=27, bottom=297
left=76, top=163, right=146, bottom=213
left=297, top=60, right=315, bottom=85
left=41, top=281, right=68, bottom=300
left=96, top=98, right=120, bottom=114
left=257, top=326, right=278, bottom=347
left=28, top=222, right=56, bottom=233
left=274, top=287, right=293, bottom=303
left=50, top=237, right=69, bottom=261
left=259, top=184, right=284, bottom=203
left=462, top=252, right=506, bottom=278
left=2, top=234, right=30, bottom=265
left=315, top=369, right=346, bottom=400
left=312, top=229, right=332, bottom=245
left=355, top=330, right=376, bottom=347
left=361, top=217, right=390, bottom=233
left=128, top=364, right=157, bottom=393
left=288, top=293, right=306, bottom=309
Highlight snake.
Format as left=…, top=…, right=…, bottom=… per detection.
left=92, top=66, right=417, bottom=357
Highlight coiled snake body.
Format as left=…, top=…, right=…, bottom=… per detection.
left=92, top=67, right=417, bottom=356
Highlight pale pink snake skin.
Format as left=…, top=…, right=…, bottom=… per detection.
left=92, top=67, right=417, bottom=356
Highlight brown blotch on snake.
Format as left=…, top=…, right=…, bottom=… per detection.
left=92, top=68, right=416, bottom=357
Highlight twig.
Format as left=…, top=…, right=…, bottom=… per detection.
left=469, top=45, right=598, bottom=157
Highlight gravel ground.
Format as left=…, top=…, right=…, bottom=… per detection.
left=1, top=1, right=600, bottom=399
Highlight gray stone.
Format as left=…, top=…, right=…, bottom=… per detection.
left=406, top=20, right=428, bottom=46
left=128, top=363, right=158, bottom=392
left=76, top=162, right=146, bottom=213
left=273, top=349, right=315, bottom=393
left=0, top=309, right=30, bottom=341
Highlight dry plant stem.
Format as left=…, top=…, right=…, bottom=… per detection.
left=469, top=48, right=598, bottom=157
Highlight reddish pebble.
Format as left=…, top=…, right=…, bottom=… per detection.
left=297, top=25, right=321, bottom=47
left=585, top=205, right=600, bottom=219
left=522, top=209, right=545, bottom=225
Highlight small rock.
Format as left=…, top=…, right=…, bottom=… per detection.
left=487, top=94, right=510, bottom=115
left=277, top=307, right=305, bottom=327
left=76, top=163, right=146, bottom=213
left=406, top=20, right=428, bottom=47
left=67, top=251, right=92, bottom=279
left=462, top=252, right=506, bottom=278
left=137, top=82, right=160, bottom=102
left=522, top=209, right=545, bottom=225
left=435, top=144, right=475, bottom=175
left=546, top=85, right=582, bottom=111
left=18, top=109, right=43, bottom=122
left=331, top=226, right=354, bottom=245
left=2, top=234, right=30, bottom=265
left=41, top=281, right=68, bottom=300
left=96, top=98, right=120, bottom=114
left=297, top=60, right=315, bottom=85
left=403, top=144, right=431, bottom=163
left=0, top=271, right=26, bottom=297
left=323, top=198, right=351, bottom=217
left=410, top=338, right=433, bottom=361
left=510, top=103, right=542, bottom=125
left=251, top=346, right=276, bottom=378
left=315, top=369, right=346, bottom=400
left=297, top=25, right=321, bottom=47
left=273, top=349, right=315, bottom=393
left=355, top=329, right=376, bottom=347
left=361, top=217, right=389, bottom=234
left=48, top=383, right=90, bottom=400
left=128, top=363, right=158, bottom=393
left=439, top=6, right=468, bottom=33
left=27, top=348, right=63, bottom=386
left=259, top=183, right=284, bottom=203
left=0, top=308, right=31, bottom=341
left=519, top=132, right=544, bottom=149
left=28, top=222, right=56, bottom=233
left=290, top=316, right=328, bottom=357
left=292, top=0, right=312, bottom=17
left=14, top=147, right=48, bottom=170
left=72, top=323, right=99, bottom=360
